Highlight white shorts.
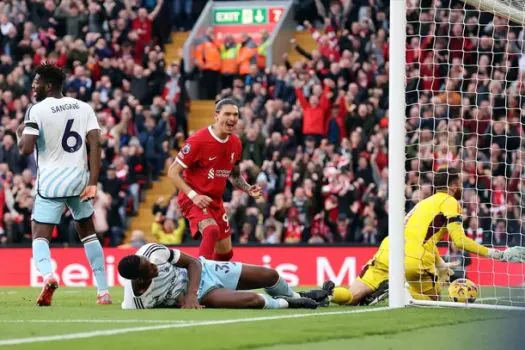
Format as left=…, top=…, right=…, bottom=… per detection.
left=32, top=194, right=94, bottom=225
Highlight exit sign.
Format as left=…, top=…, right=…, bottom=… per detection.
left=213, top=8, right=283, bottom=25
left=213, top=9, right=242, bottom=25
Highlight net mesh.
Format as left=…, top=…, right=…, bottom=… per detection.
left=405, top=0, right=525, bottom=307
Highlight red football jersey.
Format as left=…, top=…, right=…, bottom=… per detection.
left=176, top=126, right=242, bottom=205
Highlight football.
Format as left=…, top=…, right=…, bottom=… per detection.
left=448, top=278, right=478, bottom=303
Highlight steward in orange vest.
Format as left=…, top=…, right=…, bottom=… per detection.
left=257, top=30, right=271, bottom=70
left=194, top=28, right=221, bottom=99
left=220, top=35, right=240, bottom=89
left=237, top=34, right=258, bottom=77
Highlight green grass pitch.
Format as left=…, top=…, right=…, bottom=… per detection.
left=1, top=287, right=524, bottom=350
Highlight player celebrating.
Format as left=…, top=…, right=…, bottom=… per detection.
left=329, top=167, right=525, bottom=305
left=17, top=63, right=111, bottom=306
left=118, top=243, right=328, bottom=309
left=168, top=99, right=261, bottom=261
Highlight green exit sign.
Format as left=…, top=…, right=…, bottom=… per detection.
left=214, top=9, right=242, bottom=24
left=213, top=8, right=268, bottom=25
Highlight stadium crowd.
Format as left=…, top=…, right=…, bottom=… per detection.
left=1, top=0, right=524, bottom=248
left=0, top=0, right=184, bottom=246
left=404, top=0, right=525, bottom=248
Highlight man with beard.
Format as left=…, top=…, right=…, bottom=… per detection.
left=328, top=167, right=525, bottom=305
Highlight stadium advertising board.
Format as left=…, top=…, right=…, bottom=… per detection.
left=0, top=247, right=522, bottom=287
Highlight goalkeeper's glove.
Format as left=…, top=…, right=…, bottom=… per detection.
left=488, top=247, right=525, bottom=263
left=436, top=261, right=455, bottom=283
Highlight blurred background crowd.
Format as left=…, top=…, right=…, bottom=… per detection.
left=0, top=0, right=524, bottom=248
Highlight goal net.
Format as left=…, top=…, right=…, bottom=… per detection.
left=392, top=0, right=525, bottom=309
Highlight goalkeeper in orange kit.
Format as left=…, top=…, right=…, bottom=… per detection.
left=326, top=167, right=525, bottom=305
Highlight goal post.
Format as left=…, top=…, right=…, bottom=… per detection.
left=389, top=0, right=525, bottom=310
left=462, top=0, right=525, bottom=25
left=388, top=0, right=408, bottom=309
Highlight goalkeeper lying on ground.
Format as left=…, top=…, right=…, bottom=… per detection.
left=328, top=167, right=525, bottom=305
left=118, top=243, right=328, bottom=309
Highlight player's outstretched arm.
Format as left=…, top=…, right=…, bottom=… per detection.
left=229, top=164, right=262, bottom=198
left=447, top=220, right=490, bottom=257
left=173, top=252, right=203, bottom=309
left=168, top=161, right=212, bottom=209
left=448, top=220, right=525, bottom=262
left=148, top=0, right=164, bottom=21
left=441, top=196, right=492, bottom=258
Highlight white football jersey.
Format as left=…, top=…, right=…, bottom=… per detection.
left=121, top=243, right=189, bottom=309
left=23, top=97, right=100, bottom=198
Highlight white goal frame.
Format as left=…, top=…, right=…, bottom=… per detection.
left=388, top=0, right=525, bottom=310
left=388, top=0, right=407, bottom=309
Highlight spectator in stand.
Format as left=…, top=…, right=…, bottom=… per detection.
left=54, top=0, right=88, bottom=39
left=237, top=34, right=258, bottom=80
left=295, top=79, right=331, bottom=145
left=0, top=133, right=26, bottom=173
left=0, top=0, right=175, bottom=247
left=129, top=229, right=146, bottom=248
left=257, top=30, right=270, bottom=71
left=219, top=35, right=240, bottom=90
left=138, top=110, right=168, bottom=180
left=283, top=206, right=303, bottom=243
left=162, top=56, right=190, bottom=138
left=242, top=127, right=265, bottom=167
left=100, top=165, right=126, bottom=245
left=173, top=0, right=193, bottom=31
left=152, top=211, right=186, bottom=245
left=118, top=229, right=146, bottom=249
left=3, top=0, right=524, bottom=249
left=194, top=27, right=221, bottom=99
left=126, top=0, right=164, bottom=64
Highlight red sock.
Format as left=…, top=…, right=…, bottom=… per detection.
left=213, top=249, right=233, bottom=261
left=199, top=225, right=219, bottom=259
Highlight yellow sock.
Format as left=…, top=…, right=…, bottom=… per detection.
left=332, top=287, right=353, bottom=305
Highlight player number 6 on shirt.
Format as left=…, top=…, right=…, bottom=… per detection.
left=62, top=119, right=83, bottom=153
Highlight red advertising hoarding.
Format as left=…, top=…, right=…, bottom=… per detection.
left=0, top=247, right=523, bottom=287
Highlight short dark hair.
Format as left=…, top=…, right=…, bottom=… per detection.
left=215, top=98, right=239, bottom=113
left=118, top=255, right=142, bottom=280
left=34, top=63, right=66, bottom=91
left=433, top=167, right=460, bottom=191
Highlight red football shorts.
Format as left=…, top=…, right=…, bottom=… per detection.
left=178, top=197, right=231, bottom=240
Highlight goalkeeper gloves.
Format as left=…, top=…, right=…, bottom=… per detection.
left=436, top=261, right=455, bottom=283
left=488, top=247, right=525, bottom=263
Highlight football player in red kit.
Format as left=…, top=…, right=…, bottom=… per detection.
left=168, top=99, right=262, bottom=261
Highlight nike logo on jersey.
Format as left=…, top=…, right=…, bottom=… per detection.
left=209, top=157, right=217, bottom=160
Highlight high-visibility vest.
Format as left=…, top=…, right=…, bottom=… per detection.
left=257, top=39, right=270, bottom=69
left=194, top=36, right=221, bottom=71
left=220, top=43, right=240, bottom=75
left=237, top=40, right=258, bottom=75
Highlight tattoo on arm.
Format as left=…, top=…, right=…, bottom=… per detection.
left=229, top=165, right=251, bottom=192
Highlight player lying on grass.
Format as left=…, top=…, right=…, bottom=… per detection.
left=328, top=167, right=525, bottom=305
left=118, top=243, right=329, bottom=309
